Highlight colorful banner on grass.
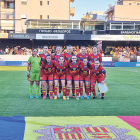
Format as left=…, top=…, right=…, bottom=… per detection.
left=0, top=116, right=140, bottom=140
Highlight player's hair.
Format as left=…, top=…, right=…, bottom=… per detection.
left=43, top=45, right=48, bottom=48
left=44, top=54, right=51, bottom=65
left=81, top=46, right=86, bottom=49
left=33, top=48, right=38, bottom=52
left=92, top=45, right=97, bottom=49
left=95, top=59, right=100, bottom=63
left=69, top=55, right=79, bottom=63
left=56, top=45, right=61, bottom=49
left=83, top=57, right=90, bottom=68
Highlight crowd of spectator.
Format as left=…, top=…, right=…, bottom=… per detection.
left=0, top=45, right=32, bottom=55
left=1, top=45, right=140, bottom=58
left=106, top=45, right=140, bottom=58
left=0, top=45, right=94, bottom=56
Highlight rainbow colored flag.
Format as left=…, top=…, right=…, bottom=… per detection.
left=0, top=116, right=140, bottom=140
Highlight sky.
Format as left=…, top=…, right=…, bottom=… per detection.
left=70, top=0, right=116, bottom=20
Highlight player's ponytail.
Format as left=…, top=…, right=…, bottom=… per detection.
left=69, top=57, right=72, bottom=63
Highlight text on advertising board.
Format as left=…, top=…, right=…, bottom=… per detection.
left=36, top=34, right=64, bottom=40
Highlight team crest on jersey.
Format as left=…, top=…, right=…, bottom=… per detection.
left=83, top=71, right=87, bottom=74
left=73, top=68, right=76, bottom=71
left=34, top=124, right=136, bottom=140
left=93, top=72, right=96, bottom=76
left=48, top=68, right=52, bottom=72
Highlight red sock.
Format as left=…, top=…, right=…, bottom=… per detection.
left=80, top=87, right=83, bottom=96
left=47, top=88, right=49, bottom=94
left=101, top=93, right=104, bottom=97
left=86, top=86, right=90, bottom=96
left=89, top=85, right=92, bottom=93
left=50, top=90, right=53, bottom=96
left=91, top=83, right=96, bottom=97
left=62, top=87, right=66, bottom=96
left=66, top=87, right=70, bottom=96
left=42, top=90, right=46, bottom=96
left=76, top=87, right=79, bottom=96
left=91, top=88, right=96, bottom=97
left=54, top=86, right=58, bottom=96
left=59, top=86, right=62, bottom=93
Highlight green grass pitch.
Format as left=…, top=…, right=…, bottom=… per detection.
left=0, top=66, right=140, bottom=117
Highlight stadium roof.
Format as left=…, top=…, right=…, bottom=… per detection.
left=107, top=21, right=140, bottom=23
left=26, top=19, right=81, bottom=22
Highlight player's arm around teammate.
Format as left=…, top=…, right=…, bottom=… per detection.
left=90, top=60, right=107, bottom=99
left=27, top=48, right=41, bottom=98
left=40, top=54, right=54, bottom=99
left=66, top=55, right=81, bottom=100
left=79, top=57, right=90, bottom=99
left=54, top=56, right=68, bottom=100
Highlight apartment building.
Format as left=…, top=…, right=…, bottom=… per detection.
left=105, top=0, right=140, bottom=21
left=0, top=0, right=75, bottom=33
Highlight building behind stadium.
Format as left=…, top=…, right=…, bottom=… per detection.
left=0, top=0, right=75, bottom=33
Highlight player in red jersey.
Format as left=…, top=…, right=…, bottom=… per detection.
left=77, top=46, right=90, bottom=97
left=66, top=55, right=81, bottom=100
left=90, top=60, right=107, bottom=99
left=52, top=45, right=64, bottom=97
left=77, top=46, right=89, bottom=62
left=79, top=57, right=90, bottom=99
left=63, top=45, right=76, bottom=97
left=54, top=55, right=68, bottom=100
left=51, top=45, right=64, bottom=61
left=63, top=45, right=74, bottom=61
left=39, top=45, right=50, bottom=98
left=89, top=45, right=102, bottom=65
left=89, top=45, right=102, bottom=97
left=40, top=54, right=55, bottom=99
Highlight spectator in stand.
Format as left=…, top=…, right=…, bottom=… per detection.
left=0, top=48, right=2, bottom=54
left=5, top=46, right=9, bottom=54
left=18, top=47, right=21, bottom=55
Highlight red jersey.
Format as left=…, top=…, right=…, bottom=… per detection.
left=63, top=53, right=72, bottom=61
left=68, top=61, right=81, bottom=76
left=79, top=63, right=90, bottom=77
left=90, top=64, right=106, bottom=78
left=54, top=61, right=68, bottom=77
left=89, top=53, right=102, bottom=64
left=51, top=54, right=64, bottom=62
left=39, top=53, right=48, bottom=64
left=41, top=60, right=55, bottom=75
left=77, top=53, right=89, bottom=62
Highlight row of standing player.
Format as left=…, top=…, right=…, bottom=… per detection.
left=27, top=45, right=107, bottom=100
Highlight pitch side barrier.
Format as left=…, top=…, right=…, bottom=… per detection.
left=1, top=55, right=140, bottom=67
